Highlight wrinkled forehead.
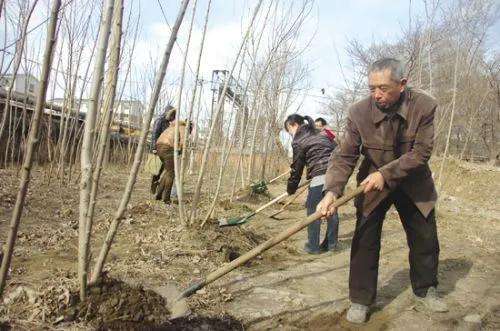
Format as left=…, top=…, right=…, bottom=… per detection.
left=368, top=69, right=399, bottom=87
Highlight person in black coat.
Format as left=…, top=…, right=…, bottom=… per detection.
left=285, top=114, right=339, bottom=254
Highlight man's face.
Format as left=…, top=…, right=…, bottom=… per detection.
left=368, top=69, right=406, bottom=109
left=315, top=121, right=324, bottom=129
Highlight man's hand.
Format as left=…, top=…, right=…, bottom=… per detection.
left=316, top=191, right=337, bottom=219
left=360, top=171, right=385, bottom=193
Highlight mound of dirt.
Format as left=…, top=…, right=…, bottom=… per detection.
left=59, top=276, right=170, bottom=327
left=47, top=276, right=245, bottom=330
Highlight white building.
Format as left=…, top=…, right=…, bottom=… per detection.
left=0, top=74, right=40, bottom=99
left=113, top=99, right=143, bottom=128
left=50, top=98, right=144, bottom=129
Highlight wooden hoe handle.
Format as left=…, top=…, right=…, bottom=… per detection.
left=178, top=185, right=364, bottom=300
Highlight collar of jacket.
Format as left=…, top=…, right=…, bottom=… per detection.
left=371, top=88, right=410, bottom=124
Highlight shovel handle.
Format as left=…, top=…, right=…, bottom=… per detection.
left=244, top=180, right=311, bottom=218
left=268, top=171, right=290, bottom=184
left=269, top=185, right=309, bottom=218
left=254, top=192, right=288, bottom=214
left=179, top=185, right=364, bottom=300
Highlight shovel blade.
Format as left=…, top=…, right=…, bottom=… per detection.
left=218, top=217, right=247, bottom=227
left=155, top=283, right=191, bottom=320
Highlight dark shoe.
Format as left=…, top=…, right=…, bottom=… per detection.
left=319, top=240, right=338, bottom=252
left=303, top=243, right=321, bottom=255
left=151, top=182, right=158, bottom=195
left=151, top=174, right=161, bottom=194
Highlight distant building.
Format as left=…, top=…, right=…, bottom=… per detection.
left=0, top=74, right=40, bottom=99
left=114, top=99, right=143, bottom=128
left=50, top=98, right=144, bottom=129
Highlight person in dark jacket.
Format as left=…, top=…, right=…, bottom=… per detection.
left=150, top=105, right=176, bottom=194
left=317, top=58, right=447, bottom=323
left=151, top=105, right=176, bottom=151
left=285, top=114, right=339, bottom=254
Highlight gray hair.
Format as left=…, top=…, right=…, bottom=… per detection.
left=368, top=58, right=404, bottom=82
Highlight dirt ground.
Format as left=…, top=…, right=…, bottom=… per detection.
left=0, top=159, right=499, bottom=330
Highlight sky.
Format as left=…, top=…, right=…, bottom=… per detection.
left=0, top=0, right=498, bottom=121
left=136, top=0, right=431, bottom=119
left=131, top=0, right=497, bottom=120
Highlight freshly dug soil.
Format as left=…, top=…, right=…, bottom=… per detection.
left=53, top=276, right=245, bottom=330
left=61, top=276, right=170, bottom=326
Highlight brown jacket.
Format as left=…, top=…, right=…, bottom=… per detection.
left=156, top=120, right=187, bottom=150
left=324, top=88, right=437, bottom=217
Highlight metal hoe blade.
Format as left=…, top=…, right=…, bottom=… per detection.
left=155, top=283, right=191, bottom=320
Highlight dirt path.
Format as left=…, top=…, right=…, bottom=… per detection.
left=1, top=160, right=499, bottom=330
left=220, top=161, right=500, bottom=330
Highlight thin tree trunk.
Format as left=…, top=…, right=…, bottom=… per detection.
left=45, top=50, right=64, bottom=184
left=91, top=0, right=190, bottom=283
left=0, top=0, right=39, bottom=151
left=188, top=83, right=203, bottom=175
left=58, top=11, right=93, bottom=182
left=84, top=0, right=123, bottom=280
left=174, top=0, right=197, bottom=225
left=247, top=96, right=264, bottom=183
left=0, top=0, right=60, bottom=298
left=201, top=99, right=237, bottom=226
left=259, top=121, right=272, bottom=180
left=437, top=42, right=460, bottom=192
left=460, top=90, right=489, bottom=160
left=0, top=0, right=4, bottom=22
left=189, top=0, right=264, bottom=222
left=180, top=0, right=211, bottom=183
left=78, top=0, right=115, bottom=300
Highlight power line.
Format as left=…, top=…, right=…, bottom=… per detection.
left=156, top=0, right=197, bottom=80
left=1, top=0, right=77, bottom=52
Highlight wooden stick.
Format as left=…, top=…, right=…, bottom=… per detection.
left=188, top=0, right=264, bottom=222
left=177, top=185, right=364, bottom=300
left=90, top=0, right=191, bottom=285
left=267, top=170, right=289, bottom=184
left=0, top=0, right=61, bottom=298
left=78, top=0, right=115, bottom=300
left=269, top=183, right=309, bottom=218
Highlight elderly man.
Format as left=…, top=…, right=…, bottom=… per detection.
left=317, top=58, right=447, bottom=323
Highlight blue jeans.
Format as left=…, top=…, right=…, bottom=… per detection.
left=305, top=184, right=339, bottom=253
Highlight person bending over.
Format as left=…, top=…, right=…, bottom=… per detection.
left=150, top=105, right=176, bottom=195
left=317, top=58, right=448, bottom=323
